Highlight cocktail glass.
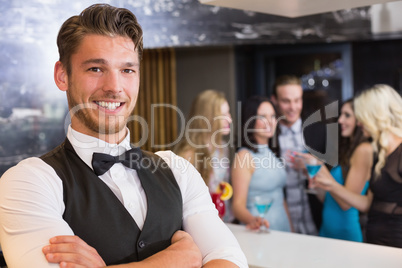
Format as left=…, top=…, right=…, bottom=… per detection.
left=303, top=156, right=322, bottom=194
left=254, top=196, right=273, bottom=233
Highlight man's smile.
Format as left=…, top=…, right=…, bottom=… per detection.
left=95, top=101, right=124, bottom=111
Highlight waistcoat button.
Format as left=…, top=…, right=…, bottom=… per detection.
left=138, top=240, right=145, bottom=248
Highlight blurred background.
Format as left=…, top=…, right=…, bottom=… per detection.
left=0, top=0, right=401, bottom=175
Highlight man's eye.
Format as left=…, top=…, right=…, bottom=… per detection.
left=88, top=67, right=101, bottom=72
left=123, top=69, right=134, bottom=74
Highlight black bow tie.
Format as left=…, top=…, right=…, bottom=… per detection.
left=92, top=148, right=142, bottom=176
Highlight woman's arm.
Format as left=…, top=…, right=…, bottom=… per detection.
left=314, top=143, right=374, bottom=213
left=325, top=182, right=373, bottom=213
left=334, top=143, right=373, bottom=210
left=231, top=150, right=268, bottom=230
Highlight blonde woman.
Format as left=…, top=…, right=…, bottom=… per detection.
left=174, top=89, right=232, bottom=197
left=315, top=84, right=402, bottom=247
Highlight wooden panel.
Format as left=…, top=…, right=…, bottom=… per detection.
left=128, top=48, right=177, bottom=152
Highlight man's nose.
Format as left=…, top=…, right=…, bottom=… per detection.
left=289, top=102, right=297, bottom=111
left=102, top=71, right=122, bottom=93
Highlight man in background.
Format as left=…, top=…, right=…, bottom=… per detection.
left=271, top=75, right=324, bottom=235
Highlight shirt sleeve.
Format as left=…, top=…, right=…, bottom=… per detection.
left=0, top=158, right=74, bottom=268
left=155, top=151, right=248, bottom=267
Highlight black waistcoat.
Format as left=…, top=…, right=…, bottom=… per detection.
left=41, top=139, right=183, bottom=265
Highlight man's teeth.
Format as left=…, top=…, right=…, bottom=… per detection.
left=96, top=101, right=121, bottom=110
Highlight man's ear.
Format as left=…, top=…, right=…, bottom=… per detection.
left=271, top=95, right=277, bottom=106
left=54, top=61, right=68, bottom=92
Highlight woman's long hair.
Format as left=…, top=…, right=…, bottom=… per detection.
left=238, top=95, right=280, bottom=158
left=174, top=90, right=228, bottom=184
left=354, top=84, right=402, bottom=177
left=338, top=98, right=371, bottom=179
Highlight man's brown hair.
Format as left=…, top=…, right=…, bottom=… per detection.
left=57, top=3, right=143, bottom=75
left=272, top=75, right=302, bottom=97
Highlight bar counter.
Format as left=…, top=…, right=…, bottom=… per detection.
left=226, top=223, right=402, bottom=268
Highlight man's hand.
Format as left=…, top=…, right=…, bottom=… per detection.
left=42, top=235, right=106, bottom=268
left=167, top=230, right=203, bottom=267
left=109, top=230, right=203, bottom=268
left=42, top=231, right=202, bottom=268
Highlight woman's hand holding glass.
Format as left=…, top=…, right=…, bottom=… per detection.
left=285, top=150, right=305, bottom=170
left=246, top=216, right=270, bottom=232
left=304, top=157, right=322, bottom=189
left=248, top=196, right=273, bottom=233
left=293, top=152, right=324, bottom=193
left=314, top=165, right=337, bottom=192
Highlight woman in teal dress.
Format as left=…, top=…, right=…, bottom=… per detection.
left=320, top=166, right=369, bottom=241
left=317, top=99, right=372, bottom=242
left=231, top=96, right=292, bottom=232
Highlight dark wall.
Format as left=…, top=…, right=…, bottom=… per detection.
left=235, top=39, right=402, bottom=102
left=235, top=43, right=349, bottom=99
left=175, top=46, right=236, bottom=125
left=352, top=39, right=402, bottom=95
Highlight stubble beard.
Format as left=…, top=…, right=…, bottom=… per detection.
left=67, top=90, right=128, bottom=135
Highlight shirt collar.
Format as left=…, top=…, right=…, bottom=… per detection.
left=279, top=118, right=302, bottom=135
left=67, top=125, right=132, bottom=170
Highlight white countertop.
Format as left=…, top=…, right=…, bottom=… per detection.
left=226, top=223, right=402, bottom=268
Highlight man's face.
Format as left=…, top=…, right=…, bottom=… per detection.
left=274, top=84, right=303, bottom=127
left=58, top=34, right=140, bottom=140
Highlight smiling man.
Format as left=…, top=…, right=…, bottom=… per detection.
left=0, top=4, right=247, bottom=268
left=57, top=33, right=140, bottom=144
left=271, top=75, right=319, bottom=235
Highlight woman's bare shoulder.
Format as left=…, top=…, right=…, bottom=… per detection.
left=354, top=142, right=373, bottom=155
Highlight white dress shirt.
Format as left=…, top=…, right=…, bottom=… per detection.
left=0, top=126, right=247, bottom=267
left=278, top=118, right=317, bottom=235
